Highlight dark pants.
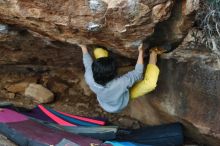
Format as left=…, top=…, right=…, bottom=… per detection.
left=116, top=123, right=183, bottom=146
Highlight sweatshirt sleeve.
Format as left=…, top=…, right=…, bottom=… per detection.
left=83, top=53, right=94, bottom=86
left=119, top=63, right=144, bottom=88
left=83, top=53, right=93, bottom=70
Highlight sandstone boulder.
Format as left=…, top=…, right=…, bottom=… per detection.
left=5, top=82, right=30, bottom=93
left=0, top=0, right=198, bottom=58
left=126, top=30, right=220, bottom=146
left=24, top=83, right=54, bottom=103
left=0, top=134, right=17, bottom=146
left=0, top=90, right=15, bottom=99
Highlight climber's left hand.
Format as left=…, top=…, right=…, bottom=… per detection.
left=78, top=44, right=88, bottom=54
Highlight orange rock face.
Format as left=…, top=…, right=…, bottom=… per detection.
left=0, top=0, right=198, bottom=58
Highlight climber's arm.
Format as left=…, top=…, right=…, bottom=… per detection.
left=149, top=50, right=157, bottom=65
left=119, top=43, right=144, bottom=88
left=78, top=44, right=96, bottom=86
left=137, top=43, right=144, bottom=65
left=79, top=44, right=93, bottom=69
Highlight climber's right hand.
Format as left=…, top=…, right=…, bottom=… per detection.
left=138, top=43, right=143, bottom=52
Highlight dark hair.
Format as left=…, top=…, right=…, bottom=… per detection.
left=92, top=57, right=117, bottom=86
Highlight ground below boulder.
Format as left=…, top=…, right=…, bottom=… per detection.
left=0, top=134, right=17, bottom=146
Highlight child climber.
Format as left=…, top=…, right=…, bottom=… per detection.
left=79, top=43, right=161, bottom=113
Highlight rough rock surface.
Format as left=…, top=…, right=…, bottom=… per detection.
left=0, top=134, right=17, bottom=146
left=126, top=31, right=220, bottom=146
left=1, top=0, right=219, bottom=146
left=25, top=83, right=54, bottom=103
left=0, top=0, right=198, bottom=58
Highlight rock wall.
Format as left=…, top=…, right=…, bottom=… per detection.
left=2, top=0, right=220, bottom=146
left=0, top=0, right=198, bottom=58
left=0, top=134, right=17, bottom=146
left=126, top=32, right=220, bottom=145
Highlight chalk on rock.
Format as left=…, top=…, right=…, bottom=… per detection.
left=130, top=40, right=143, bottom=49
left=88, top=0, right=104, bottom=12
left=127, top=0, right=139, bottom=14
left=86, top=22, right=102, bottom=32
left=0, top=24, right=8, bottom=34
left=24, top=83, right=54, bottom=103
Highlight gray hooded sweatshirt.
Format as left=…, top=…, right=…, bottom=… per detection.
left=83, top=53, right=143, bottom=113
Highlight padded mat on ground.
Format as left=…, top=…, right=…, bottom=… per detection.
left=0, top=108, right=107, bottom=146
left=0, top=104, right=118, bottom=140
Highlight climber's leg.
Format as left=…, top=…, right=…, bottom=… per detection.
left=93, top=48, right=109, bottom=59
left=130, top=64, right=160, bottom=99
left=130, top=48, right=161, bottom=99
